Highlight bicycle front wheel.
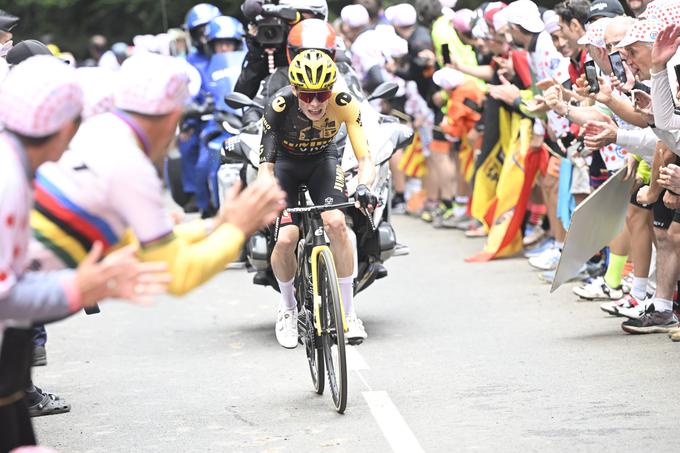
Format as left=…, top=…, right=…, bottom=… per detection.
left=317, top=248, right=348, bottom=413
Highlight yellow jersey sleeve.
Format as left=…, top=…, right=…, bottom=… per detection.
left=138, top=223, right=245, bottom=296
left=334, top=92, right=370, bottom=161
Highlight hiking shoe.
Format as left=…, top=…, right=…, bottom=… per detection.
left=621, top=305, right=679, bottom=334
left=573, top=276, right=624, bottom=301
left=523, top=224, right=546, bottom=247
left=345, top=314, right=367, bottom=342
left=275, top=306, right=298, bottom=349
left=32, top=345, right=47, bottom=367
left=600, top=293, right=644, bottom=317
left=524, top=237, right=555, bottom=258
left=528, top=247, right=561, bottom=271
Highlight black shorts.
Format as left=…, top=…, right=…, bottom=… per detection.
left=275, top=153, right=347, bottom=227
left=630, top=185, right=652, bottom=210
left=653, top=190, right=675, bottom=230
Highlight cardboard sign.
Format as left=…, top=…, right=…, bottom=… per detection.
left=551, top=167, right=635, bottom=292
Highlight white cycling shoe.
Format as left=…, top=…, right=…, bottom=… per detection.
left=345, top=314, right=368, bottom=342
left=275, top=306, right=298, bottom=349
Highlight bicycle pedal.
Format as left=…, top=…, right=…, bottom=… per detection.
left=346, top=338, right=363, bottom=346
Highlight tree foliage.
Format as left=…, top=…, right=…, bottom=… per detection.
left=10, top=0, right=561, bottom=59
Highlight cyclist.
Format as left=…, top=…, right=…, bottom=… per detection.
left=258, top=49, right=377, bottom=348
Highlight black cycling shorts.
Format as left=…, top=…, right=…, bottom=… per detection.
left=275, top=153, right=347, bottom=227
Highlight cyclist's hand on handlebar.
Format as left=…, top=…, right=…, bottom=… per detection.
left=218, top=177, right=287, bottom=236
left=355, top=184, right=377, bottom=213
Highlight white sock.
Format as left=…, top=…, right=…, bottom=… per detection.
left=277, top=277, right=296, bottom=311
left=652, top=297, right=673, bottom=312
left=338, top=276, right=354, bottom=317
left=631, top=277, right=648, bottom=301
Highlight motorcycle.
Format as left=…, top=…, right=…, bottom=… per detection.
left=220, top=75, right=413, bottom=296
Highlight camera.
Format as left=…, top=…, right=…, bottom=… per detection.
left=247, top=2, right=298, bottom=49
left=255, top=16, right=288, bottom=48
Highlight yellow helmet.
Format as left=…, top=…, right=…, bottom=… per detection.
left=288, top=48, right=337, bottom=91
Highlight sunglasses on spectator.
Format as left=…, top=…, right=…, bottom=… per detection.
left=297, top=90, right=332, bottom=103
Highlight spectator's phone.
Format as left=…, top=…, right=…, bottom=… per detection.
left=441, top=43, right=451, bottom=65
left=584, top=61, right=599, bottom=94
left=463, top=98, right=482, bottom=112
left=608, top=51, right=627, bottom=84
left=631, top=89, right=651, bottom=111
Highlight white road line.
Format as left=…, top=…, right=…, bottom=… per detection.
left=345, top=345, right=370, bottom=371
left=362, top=391, right=425, bottom=453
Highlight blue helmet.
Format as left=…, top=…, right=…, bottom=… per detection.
left=184, top=3, right=222, bottom=30
left=206, top=16, right=245, bottom=42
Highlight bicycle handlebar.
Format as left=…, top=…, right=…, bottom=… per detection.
left=285, top=199, right=379, bottom=231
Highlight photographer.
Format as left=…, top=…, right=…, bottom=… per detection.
left=235, top=0, right=327, bottom=98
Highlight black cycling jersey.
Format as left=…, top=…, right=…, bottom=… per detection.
left=260, top=85, right=369, bottom=164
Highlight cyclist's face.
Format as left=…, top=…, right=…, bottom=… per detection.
left=295, top=88, right=330, bottom=121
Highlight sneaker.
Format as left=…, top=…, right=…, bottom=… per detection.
left=32, top=345, right=47, bottom=367
left=523, top=237, right=555, bottom=258
left=345, top=314, right=367, bottom=342
left=523, top=224, right=546, bottom=247
left=600, top=293, right=644, bottom=317
left=620, top=275, right=633, bottom=295
left=421, top=205, right=442, bottom=223
left=464, top=220, right=486, bottom=238
left=572, top=276, right=624, bottom=301
left=621, top=305, right=679, bottom=334
left=528, top=247, right=561, bottom=271
left=539, top=265, right=590, bottom=284
left=393, top=242, right=410, bottom=257
left=391, top=201, right=407, bottom=215
left=275, top=306, right=298, bottom=349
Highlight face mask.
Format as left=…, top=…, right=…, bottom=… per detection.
left=0, top=40, right=13, bottom=57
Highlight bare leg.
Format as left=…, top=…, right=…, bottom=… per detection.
left=271, top=225, right=299, bottom=282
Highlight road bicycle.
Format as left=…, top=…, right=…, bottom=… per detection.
left=282, top=186, right=368, bottom=414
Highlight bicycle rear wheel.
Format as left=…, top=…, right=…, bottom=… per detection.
left=317, top=249, right=348, bottom=413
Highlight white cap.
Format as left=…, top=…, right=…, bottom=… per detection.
left=0, top=55, right=83, bottom=138
left=502, top=0, right=544, bottom=33
left=472, top=19, right=490, bottom=39
left=543, top=10, right=561, bottom=34
left=439, top=0, right=458, bottom=8
left=433, top=67, right=465, bottom=89
left=576, top=17, right=611, bottom=48
left=76, top=67, right=115, bottom=120
left=493, top=9, right=509, bottom=31
left=385, top=3, right=417, bottom=28
left=341, top=4, right=370, bottom=28
left=114, top=53, right=191, bottom=116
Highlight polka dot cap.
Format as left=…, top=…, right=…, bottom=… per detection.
left=76, top=67, right=115, bottom=120
left=617, top=18, right=662, bottom=48
left=0, top=55, right=83, bottom=138
left=577, top=18, right=612, bottom=49
left=640, top=0, right=680, bottom=27
left=114, top=53, right=191, bottom=116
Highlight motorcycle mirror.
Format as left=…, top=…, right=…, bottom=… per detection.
left=367, top=82, right=398, bottom=102
left=224, top=92, right=258, bottom=110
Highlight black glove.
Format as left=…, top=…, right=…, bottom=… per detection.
left=356, top=184, right=377, bottom=211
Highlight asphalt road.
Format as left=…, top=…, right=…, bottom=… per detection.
left=34, top=215, right=680, bottom=452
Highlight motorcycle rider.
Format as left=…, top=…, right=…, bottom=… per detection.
left=236, top=0, right=328, bottom=99
left=258, top=49, right=377, bottom=348
left=195, top=16, right=247, bottom=215
left=177, top=3, right=222, bottom=212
